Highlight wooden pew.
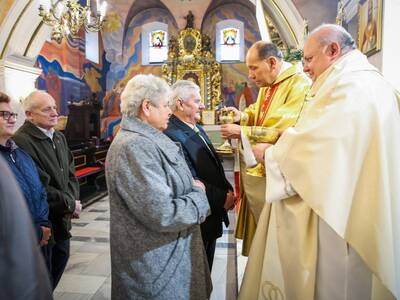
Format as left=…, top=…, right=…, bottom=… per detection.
left=72, top=143, right=109, bottom=206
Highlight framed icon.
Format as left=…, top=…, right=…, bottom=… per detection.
left=358, top=0, right=382, bottom=56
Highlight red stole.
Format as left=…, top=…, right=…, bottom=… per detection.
left=256, top=83, right=280, bottom=126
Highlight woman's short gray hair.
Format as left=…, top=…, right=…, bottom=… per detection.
left=121, top=74, right=170, bottom=117
left=170, top=80, right=200, bottom=111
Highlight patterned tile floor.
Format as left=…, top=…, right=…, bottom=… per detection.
left=54, top=196, right=247, bottom=300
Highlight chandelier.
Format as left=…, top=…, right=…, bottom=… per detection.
left=38, top=0, right=107, bottom=44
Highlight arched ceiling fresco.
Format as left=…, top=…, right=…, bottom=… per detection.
left=0, top=0, right=339, bottom=61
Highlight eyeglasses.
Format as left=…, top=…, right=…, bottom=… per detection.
left=0, top=111, right=18, bottom=121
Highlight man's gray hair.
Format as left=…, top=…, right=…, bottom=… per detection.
left=310, top=24, right=356, bottom=54
left=252, top=41, right=283, bottom=60
left=170, top=80, right=200, bottom=111
left=121, top=74, right=170, bottom=118
left=23, top=90, right=45, bottom=111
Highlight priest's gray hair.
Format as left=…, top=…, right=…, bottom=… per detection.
left=310, top=24, right=356, bottom=54
left=252, top=41, right=283, bottom=60
left=170, top=80, right=200, bottom=111
left=121, top=74, right=170, bottom=118
left=23, top=90, right=48, bottom=111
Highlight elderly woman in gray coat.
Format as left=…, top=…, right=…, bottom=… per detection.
left=105, top=74, right=212, bottom=300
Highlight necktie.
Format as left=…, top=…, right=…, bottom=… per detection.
left=193, top=125, right=213, bottom=154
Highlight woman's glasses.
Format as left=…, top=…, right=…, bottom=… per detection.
left=0, top=111, right=18, bottom=121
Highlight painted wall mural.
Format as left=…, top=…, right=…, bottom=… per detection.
left=101, top=7, right=178, bottom=139
left=36, top=35, right=108, bottom=119
left=202, top=4, right=261, bottom=110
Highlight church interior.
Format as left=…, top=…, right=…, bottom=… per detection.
left=1, top=0, right=399, bottom=299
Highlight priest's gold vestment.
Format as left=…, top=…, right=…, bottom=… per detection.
left=235, top=62, right=310, bottom=255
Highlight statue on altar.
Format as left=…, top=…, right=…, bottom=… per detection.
left=184, top=11, right=194, bottom=29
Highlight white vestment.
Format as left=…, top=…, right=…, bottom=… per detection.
left=239, top=50, right=400, bottom=300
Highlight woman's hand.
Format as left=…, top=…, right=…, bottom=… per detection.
left=193, top=179, right=205, bottom=191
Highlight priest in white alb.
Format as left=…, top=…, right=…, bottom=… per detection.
left=239, top=24, right=400, bottom=300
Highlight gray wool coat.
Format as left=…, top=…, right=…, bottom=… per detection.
left=106, top=117, right=212, bottom=300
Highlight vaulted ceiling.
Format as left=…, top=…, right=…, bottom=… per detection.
left=0, top=0, right=338, bottom=61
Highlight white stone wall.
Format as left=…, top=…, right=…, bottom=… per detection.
left=0, top=55, right=41, bottom=129
left=381, top=0, right=400, bottom=90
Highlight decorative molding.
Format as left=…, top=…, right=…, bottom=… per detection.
left=261, top=0, right=303, bottom=48
left=256, top=0, right=271, bottom=41
left=23, top=21, right=44, bottom=56
left=0, top=54, right=42, bottom=75
left=0, top=0, right=33, bottom=59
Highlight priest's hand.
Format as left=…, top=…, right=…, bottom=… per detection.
left=252, top=143, right=272, bottom=163
left=221, top=124, right=241, bottom=139
left=223, top=106, right=241, bottom=122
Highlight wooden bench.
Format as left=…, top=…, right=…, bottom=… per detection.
left=72, top=143, right=109, bottom=206
left=75, top=166, right=103, bottom=179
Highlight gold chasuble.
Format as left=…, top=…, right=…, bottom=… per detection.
left=235, top=62, right=310, bottom=255
left=239, top=50, right=400, bottom=299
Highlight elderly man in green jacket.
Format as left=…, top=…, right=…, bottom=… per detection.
left=13, top=90, right=80, bottom=289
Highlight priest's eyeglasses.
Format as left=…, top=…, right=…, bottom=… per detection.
left=0, top=111, right=18, bottom=121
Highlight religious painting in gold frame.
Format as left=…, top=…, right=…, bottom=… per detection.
left=357, top=0, right=382, bottom=56
left=178, top=28, right=202, bottom=57
left=176, top=67, right=205, bottom=103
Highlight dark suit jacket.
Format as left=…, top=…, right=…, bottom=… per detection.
left=164, top=115, right=232, bottom=241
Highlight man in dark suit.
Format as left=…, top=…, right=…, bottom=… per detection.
left=164, top=80, right=236, bottom=270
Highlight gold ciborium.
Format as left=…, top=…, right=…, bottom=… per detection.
left=217, top=110, right=235, bottom=154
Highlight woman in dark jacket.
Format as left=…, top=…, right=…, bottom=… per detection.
left=0, top=92, right=50, bottom=245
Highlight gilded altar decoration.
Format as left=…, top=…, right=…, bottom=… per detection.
left=265, top=16, right=287, bottom=52
left=162, top=11, right=222, bottom=118
left=178, top=28, right=202, bottom=58
left=168, top=36, right=179, bottom=59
